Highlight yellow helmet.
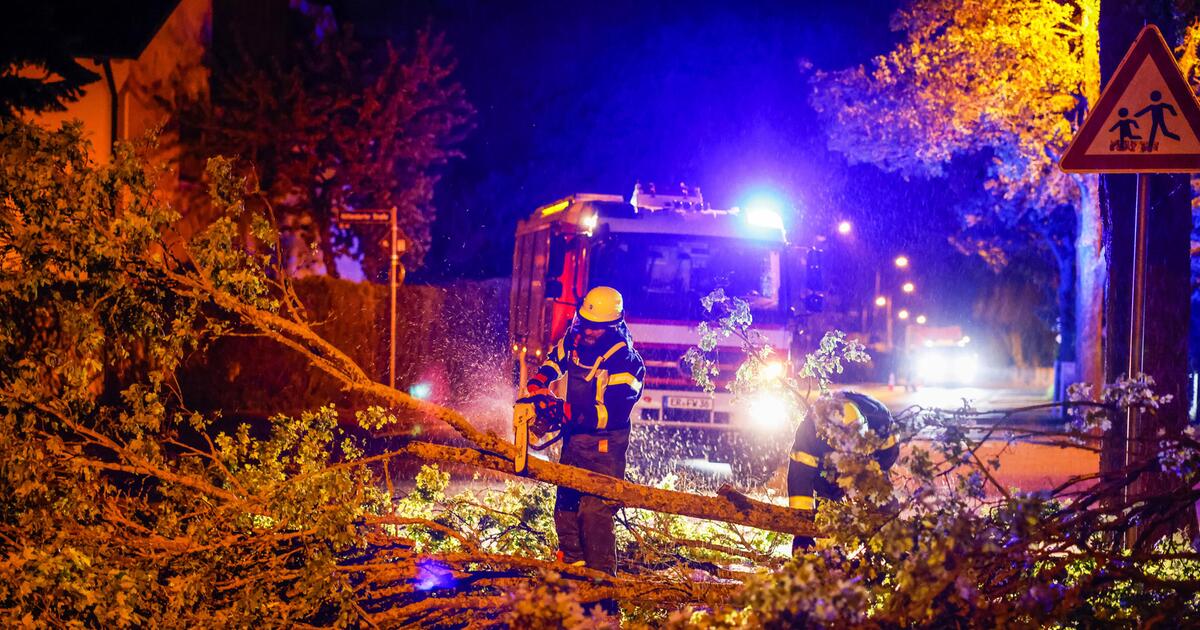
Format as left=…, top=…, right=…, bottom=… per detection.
left=578, top=286, right=624, bottom=324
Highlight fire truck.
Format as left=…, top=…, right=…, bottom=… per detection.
left=510, top=183, right=814, bottom=484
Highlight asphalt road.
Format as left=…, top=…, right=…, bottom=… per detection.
left=838, top=382, right=1097, bottom=496
left=843, top=382, right=1058, bottom=423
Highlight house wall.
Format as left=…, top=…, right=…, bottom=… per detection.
left=21, top=0, right=212, bottom=167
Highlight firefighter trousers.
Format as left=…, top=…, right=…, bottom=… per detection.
left=554, top=430, right=629, bottom=575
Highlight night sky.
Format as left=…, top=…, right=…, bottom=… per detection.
left=336, top=2, right=1015, bottom=333
left=339, top=2, right=914, bottom=274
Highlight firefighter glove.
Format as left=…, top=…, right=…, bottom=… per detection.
left=516, top=393, right=566, bottom=438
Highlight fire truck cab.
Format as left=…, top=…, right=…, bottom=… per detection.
left=510, top=183, right=806, bottom=484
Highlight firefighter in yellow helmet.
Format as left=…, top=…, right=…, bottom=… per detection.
left=788, top=391, right=898, bottom=551
left=524, top=287, right=646, bottom=586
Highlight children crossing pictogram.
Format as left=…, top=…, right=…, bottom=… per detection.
left=1134, top=90, right=1180, bottom=149
left=1060, top=24, right=1200, bottom=173
left=1108, top=108, right=1141, bottom=147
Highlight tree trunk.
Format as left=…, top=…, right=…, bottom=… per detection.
left=1047, top=225, right=1078, bottom=400
left=175, top=268, right=819, bottom=536
left=1076, top=0, right=1105, bottom=395
left=1099, top=0, right=1194, bottom=542
left=1076, top=175, right=1105, bottom=393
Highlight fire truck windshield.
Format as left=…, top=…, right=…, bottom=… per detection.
left=590, top=233, right=783, bottom=323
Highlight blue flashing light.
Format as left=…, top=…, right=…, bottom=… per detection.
left=409, top=382, right=433, bottom=400
left=743, top=194, right=786, bottom=231
left=414, top=558, right=455, bottom=591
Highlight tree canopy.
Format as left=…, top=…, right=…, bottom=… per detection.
left=179, top=6, right=472, bottom=278
left=811, top=0, right=1097, bottom=206
left=810, top=0, right=1103, bottom=381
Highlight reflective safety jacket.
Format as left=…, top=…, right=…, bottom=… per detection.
left=787, top=391, right=898, bottom=511
left=528, top=323, right=646, bottom=435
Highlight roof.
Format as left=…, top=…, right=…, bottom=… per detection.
left=521, top=192, right=788, bottom=244
left=20, top=1, right=181, bottom=60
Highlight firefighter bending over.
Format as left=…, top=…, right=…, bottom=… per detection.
left=524, top=286, right=646, bottom=575
left=788, top=391, right=898, bottom=551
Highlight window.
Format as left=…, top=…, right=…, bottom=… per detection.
left=591, top=233, right=783, bottom=323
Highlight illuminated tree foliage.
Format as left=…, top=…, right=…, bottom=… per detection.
left=810, top=0, right=1104, bottom=387
left=4, top=120, right=1200, bottom=627
left=179, top=5, right=472, bottom=277
left=0, top=121, right=798, bottom=627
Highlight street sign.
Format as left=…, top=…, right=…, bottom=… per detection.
left=333, top=206, right=406, bottom=389
left=336, top=209, right=390, bottom=223
left=1060, top=24, right=1200, bottom=173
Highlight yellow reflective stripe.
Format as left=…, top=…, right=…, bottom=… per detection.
left=880, top=434, right=897, bottom=450
left=790, top=451, right=818, bottom=467
left=556, top=339, right=565, bottom=360
left=842, top=401, right=862, bottom=425
left=789, top=495, right=816, bottom=510
left=600, top=342, right=625, bottom=362
left=541, top=358, right=564, bottom=378
left=595, top=372, right=609, bottom=430
left=608, top=372, right=641, bottom=390
left=586, top=342, right=627, bottom=381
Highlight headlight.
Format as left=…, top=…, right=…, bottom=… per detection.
left=748, top=393, right=790, bottom=430
left=917, top=352, right=947, bottom=383
left=954, top=354, right=979, bottom=383
left=761, top=360, right=785, bottom=381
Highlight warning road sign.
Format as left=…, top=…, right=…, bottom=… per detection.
left=1060, top=24, right=1200, bottom=173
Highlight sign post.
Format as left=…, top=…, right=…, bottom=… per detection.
left=1060, top=24, right=1200, bottom=547
left=336, top=206, right=405, bottom=388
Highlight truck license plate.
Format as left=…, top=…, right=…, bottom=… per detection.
left=666, top=396, right=713, bottom=410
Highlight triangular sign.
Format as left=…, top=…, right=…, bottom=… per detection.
left=1060, top=24, right=1200, bottom=173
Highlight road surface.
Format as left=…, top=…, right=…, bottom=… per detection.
left=844, top=382, right=1054, bottom=419
left=835, top=382, right=1096, bottom=496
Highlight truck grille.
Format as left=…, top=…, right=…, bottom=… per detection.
left=658, top=409, right=732, bottom=425
left=662, top=407, right=711, bottom=423
left=640, top=344, right=747, bottom=392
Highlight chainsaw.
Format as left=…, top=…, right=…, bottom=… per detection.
left=513, top=393, right=566, bottom=474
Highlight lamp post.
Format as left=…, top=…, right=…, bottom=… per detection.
left=876, top=295, right=893, bottom=351
left=872, top=255, right=912, bottom=352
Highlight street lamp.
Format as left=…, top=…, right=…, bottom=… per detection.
left=870, top=255, right=913, bottom=352
left=837, top=220, right=852, bottom=235
left=916, top=314, right=927, bottom=325
left=875, top=296, right=893, bottom=350
left=898, top=309, right=910, bottom=320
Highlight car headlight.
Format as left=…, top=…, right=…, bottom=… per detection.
left=760, top=360, right=785, bottom=381
left=917, top=352, right=947, bottom=383
left=954, top=354, right=979, bottom=383
left=748, top=393, right=790, bottom=430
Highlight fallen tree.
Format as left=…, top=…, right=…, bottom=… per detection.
left=0, top=120, right=807, bottom=627
left=5, top=120, right=1200, bottom=628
